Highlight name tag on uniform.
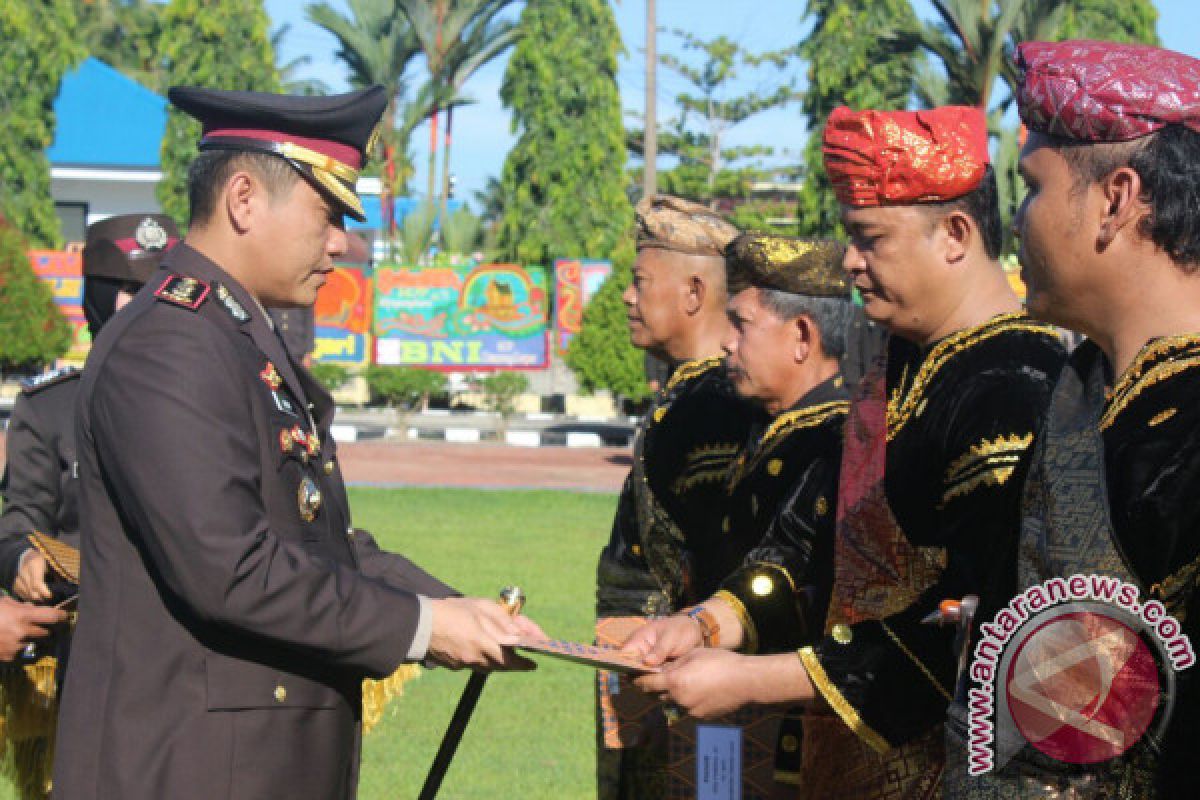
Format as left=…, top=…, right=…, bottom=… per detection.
left=696, top=724, right=741, bottom=800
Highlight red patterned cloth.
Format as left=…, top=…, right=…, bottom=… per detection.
left=1017, top=40, right=1200, bottom=142
left=822, top=106, right=988, bottom=207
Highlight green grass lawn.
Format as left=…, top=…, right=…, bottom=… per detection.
left=351, top=487, right=614, bottom=799
left=0, top=487, right=614, bottom=800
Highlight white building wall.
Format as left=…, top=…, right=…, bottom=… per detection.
left=50, top=168, right=163, bottom=233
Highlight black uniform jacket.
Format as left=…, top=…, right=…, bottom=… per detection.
left=53, top=245, right=454, bottom=800
left=0, top=368, right=81, bottom=588
left=1070, top=337, right=1200, bottom=795
left=805, top=314, right=1065, bottom=748
left=716, top=375, right=848, bottom=654
left=597, top=357, right=760, bottom=617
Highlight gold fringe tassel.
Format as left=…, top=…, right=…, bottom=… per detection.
left=0, top=655, right=60, bottom=799
left=361, top=664, right=421, bottom=734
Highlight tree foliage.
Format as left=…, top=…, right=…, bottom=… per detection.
left=652, top=30, right=797, bottom=207
left=565, top=239, right=649, bottom=402
left=396, top=0, right=518, bottom=210
left=494, top=0, right=631, bottom=268
left=476, top=371, right=529, bottom=419
left=78, top=0, right=170, bottom=92
left=366, top=365, right=448, bottom=410
left=0, top=1, right=83, bottom=246
left=0, top=219, right=71, bottom=371
left=795, top=0, right=916, bottom=238
left=1059, top=0, right=1159, bottom=45
left=157, top=0, right=279, bottom=226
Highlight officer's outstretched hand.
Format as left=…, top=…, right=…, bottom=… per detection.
left=426, top=597, right=541, bottom=672
left=13, top=550, right=51, bottom=603
left=0, top=596, right=66, bottom=662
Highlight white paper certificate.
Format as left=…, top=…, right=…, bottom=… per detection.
left=695, top=724, right=742, bottom=800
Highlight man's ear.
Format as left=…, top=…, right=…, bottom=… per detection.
left=941, top=210, right=972, bottom=266
left=685, top=273, right=706, bottom=315
left=1097, top=166, right=1147, bottom=249
left=793, top=314, right=814, bottom=364
left=224, top=170, right=260, bottom=234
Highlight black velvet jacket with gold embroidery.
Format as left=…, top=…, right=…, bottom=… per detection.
left=714, top=376, right=848, bottom=654
left=803, top=314, right=1065, bottom=750
left=1084, top=337, right=1200, bottom=794
left=596, top=357, right=761, bottom=617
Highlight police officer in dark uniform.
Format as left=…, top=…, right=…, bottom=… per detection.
left=0, top=213, right=179, bottom=602
left=52, top=85, right=539, bottom=800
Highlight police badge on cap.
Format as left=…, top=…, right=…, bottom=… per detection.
left=83, top=214, right=181, bottom=285
left=135, top=216, right=170, bottom=251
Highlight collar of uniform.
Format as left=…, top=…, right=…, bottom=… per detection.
left=160, top=242, right=311, bottom=414
left=787, top=373, right=849, bottom=412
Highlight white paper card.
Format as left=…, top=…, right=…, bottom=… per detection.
left=695, top=724, right=742, bottom=800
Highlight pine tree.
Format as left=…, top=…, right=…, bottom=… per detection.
left=0, top=218, right=71, bottom=371
left=156, top=0, right=279, bottom=226
left=0, top=1, right=83, bottom=246
left=795, top=0, right=916, bottom=238
left=494, top=0, right=631, bottom=267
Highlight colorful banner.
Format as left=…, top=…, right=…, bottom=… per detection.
left=554, top=259, right=612, bottom=354
left=29, top=250, right=90, bottom=361
left=373, top=263, right=549, bottom=369
left=313, top=264, right=372, bottom=366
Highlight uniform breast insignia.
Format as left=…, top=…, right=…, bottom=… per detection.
left=261, top=361, right=298, bottom=415
left=279, top=428, right=295, bottom=456
left=297, top=476, right=322, bottom=522
left=285, top=425, right=321, bottom=461
left=153, top=274, right=211, bottom=310
left=20, top=366, right=80, bottom=395
left=260, top=362, right=283, bottom=390
left=215, top=284, right=250, bottom=323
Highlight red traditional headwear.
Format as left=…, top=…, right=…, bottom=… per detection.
left=822, top=106, right=989, bottom=207
left=1016, top=40, right=1200, bottom=143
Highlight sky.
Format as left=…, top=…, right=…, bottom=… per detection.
left=265, top=0, right=1200, bottom=207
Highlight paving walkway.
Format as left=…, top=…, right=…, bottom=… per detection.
left=0, top=434, right=630, bottom=493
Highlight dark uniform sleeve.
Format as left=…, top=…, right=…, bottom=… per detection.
left=718, top=453, right=839, bottom=654
left=90, top=315, right=422, bottom=677
left=0, top=393, right=55, bottom=589
left=802, top=370, right=1051, bottom=750
left=348, top=528, right=458, bottom=599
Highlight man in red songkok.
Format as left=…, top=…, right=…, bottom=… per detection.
left=637, top=105, right=1065, bottom=798
left=947, top=39, right=1200, bottom=798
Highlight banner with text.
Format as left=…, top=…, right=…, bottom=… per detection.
left=29, top=250, right=89, bottom=362
left=373, top=263, right=549, bottom=369
left=313, top=264, right=373, bottom=366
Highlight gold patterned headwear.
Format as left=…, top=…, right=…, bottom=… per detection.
left=635, top=194, right=739, bottom=256
left=725, top=233, right=850, bottom=298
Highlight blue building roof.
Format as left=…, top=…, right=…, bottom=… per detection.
left=353, top=195, right=463, bottom=231
left=48, top=58, right=166, bottom=168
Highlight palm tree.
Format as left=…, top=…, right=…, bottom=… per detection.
left=395, top=0, right=519, bottom=211
left=893, top=0, right=1068, bottom=111
left=307, top=0, right=423, bottom=244
left=272, top=23, right=331, bottom=96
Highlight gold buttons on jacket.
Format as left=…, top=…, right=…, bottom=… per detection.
left=323, top=459, right=335, bottom=475
left=750, top=574, right=774, bottom=596
left=831, top=624, right=853, bottom=645
left=767, top=458, right=783, bottom=477
left=274, top=685, right=287, bottom=703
